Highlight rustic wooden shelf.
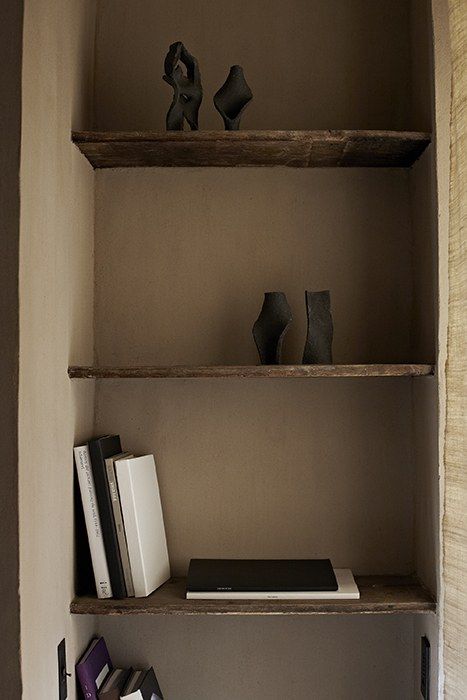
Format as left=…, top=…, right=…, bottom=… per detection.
left=72, top=130, right=430, bottom=169
left=70, top=576, right=435, bottom=616
left=68, top=364, right=434, bottom=379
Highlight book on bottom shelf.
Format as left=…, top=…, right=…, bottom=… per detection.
left=121, top=667, right=163, bottom=700
left=76, top=637, right=113, bottom=700
left=115, top=454, right=170, bottom=597
left=98, top=667, right=133, bottom=699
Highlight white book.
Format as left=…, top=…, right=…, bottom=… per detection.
left=115, top=455, right=170, bottom=597
left=74, top=445, right=112, bottom=599
left=186, top=568, right=360, bottom=600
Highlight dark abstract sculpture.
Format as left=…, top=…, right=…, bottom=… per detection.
left=163, top=42, right=202, bottom=130
left=213, top=65, right=252, bottom=130
left=253, top=292, right=292, bottom=364
left=302, top=291, right=333, bottom=364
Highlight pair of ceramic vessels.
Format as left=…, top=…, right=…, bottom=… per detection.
left=252, top=291, right=333, bottom=365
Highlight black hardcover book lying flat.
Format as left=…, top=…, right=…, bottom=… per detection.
left=187, top=559, right=338, bottom=593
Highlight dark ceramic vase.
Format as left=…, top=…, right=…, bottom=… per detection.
left=213, top=65, right=253, bottom=130
left=253, top=292, right=293, bottom=364
left=302, top=290, right=333, bottom=364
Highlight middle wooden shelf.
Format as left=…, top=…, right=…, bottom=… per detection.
left=70, top=575, right=436, bottom=616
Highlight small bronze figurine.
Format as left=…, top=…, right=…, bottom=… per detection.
left=214, top=65, right=252, bottom=130
left=163, top=42, right=202, bottom=130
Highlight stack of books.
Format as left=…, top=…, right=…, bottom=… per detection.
left=74, top=434, right=170, bottom=599
left=76, top=637, right=163, bottom=699
left=186, top=559, right=360, bottom=600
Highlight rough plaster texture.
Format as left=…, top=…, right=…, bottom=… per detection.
left=443, top=1, right=467, bottom=696
left=19, top=0, right=97, bottom=697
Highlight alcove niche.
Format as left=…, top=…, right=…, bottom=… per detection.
left=68, top=2, right=440, bottom=697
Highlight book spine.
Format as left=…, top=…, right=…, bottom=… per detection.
left=115, top=461, right=146, bottom=597
left=76, top=663, right=99, bottom=700
left=74, top=446, right=112, bottom=599
left=89, top=440, right=127, bottom=599
left=105, top=458, right=135, bottom=597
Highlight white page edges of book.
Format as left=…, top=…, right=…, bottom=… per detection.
left=74, top=445, right=112, bottom=598
left=186, top=568, right=360, bottom=600
left=116, top=454, right=170, bottom=597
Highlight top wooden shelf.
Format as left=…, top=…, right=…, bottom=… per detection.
left=72, top=130, right=430, bottom=169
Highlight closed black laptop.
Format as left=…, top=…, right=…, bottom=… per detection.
left=187, top=559, right=338, bottom=592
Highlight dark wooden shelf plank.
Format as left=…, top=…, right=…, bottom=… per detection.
left=72, top=130, right=430, bottom=169
left=68, top=364, right=434, bottom=379
left=70, top=576, right=435, bottom=616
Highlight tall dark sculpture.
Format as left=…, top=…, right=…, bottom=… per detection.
left=163, top=42, right=202, bottom=130
left=253, top=292, right=292, bottom=365
left=213, top=65, right=252, bottom=130
left=302, top=291, right=333, bottom=364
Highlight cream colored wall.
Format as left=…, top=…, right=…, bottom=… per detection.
left=19, top=0, right=97, bottom=697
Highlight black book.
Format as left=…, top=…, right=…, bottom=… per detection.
left=187, top=559, right=338, bottom=593
left=98, top=667, right=133, bottom=699
left=121, top=667, right=163, bottom=699
left=89, top=435, right=126, bottom=599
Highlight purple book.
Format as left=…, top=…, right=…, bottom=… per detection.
left=76, top=637, right=113, bottom=700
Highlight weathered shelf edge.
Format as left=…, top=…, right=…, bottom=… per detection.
left=71, top=130, right=431, bottom=168
left=70, top=576, right=436, bottom=616
left=72, top=129, right=432, bottom=143
left=68, top=364, right=435, bottom=379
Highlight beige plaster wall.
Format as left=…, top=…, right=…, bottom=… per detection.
left=95, top=378, right=414, bottom=577
left=19, top=0, right=97, bottom=697
left=94, top=0, right=414, bottom=131
left=409, top=2, right=443, bottom=696
left=0, top=0, right=23, bottom=696
left=442, top=0, right=466, bottom=696
left=98, top=614, right=415, bottom=700
left=94, top=168, right=415, bottom=365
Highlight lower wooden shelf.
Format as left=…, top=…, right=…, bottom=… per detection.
left=71, top=576, right=435, bottom=616
left=68, top=364, right=435, bottom=379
